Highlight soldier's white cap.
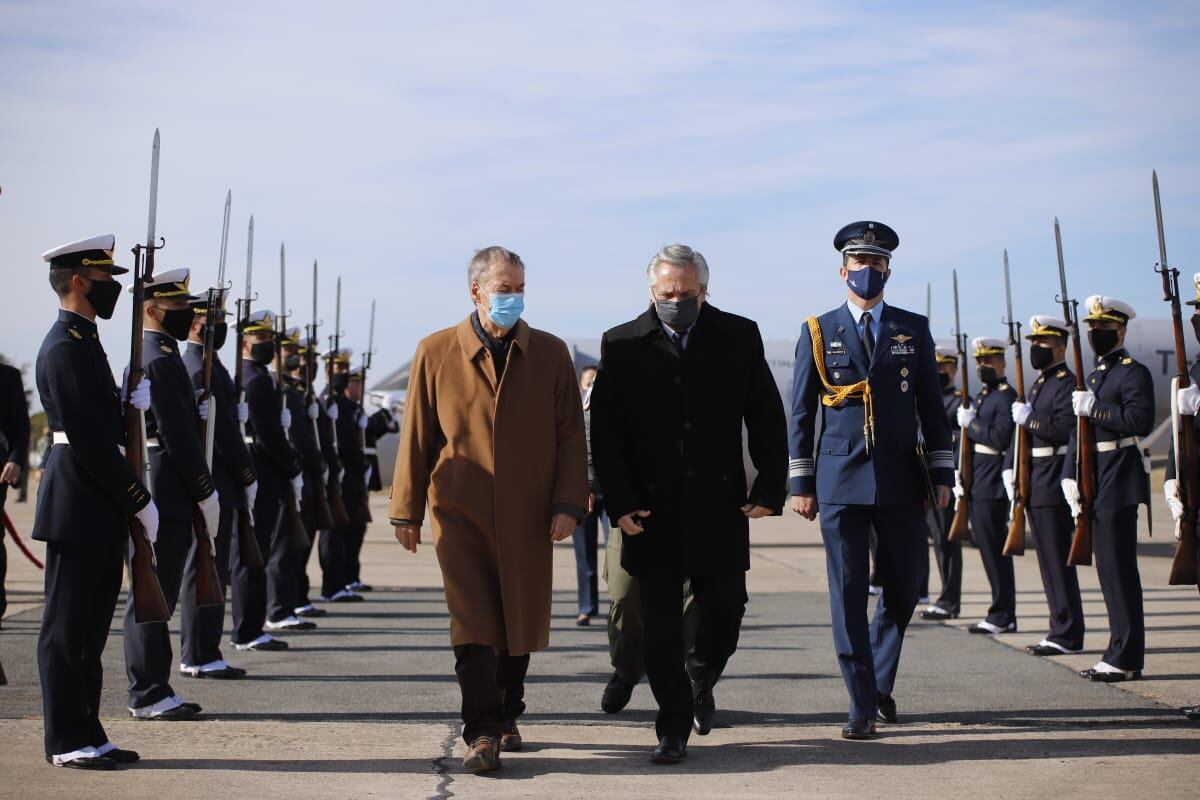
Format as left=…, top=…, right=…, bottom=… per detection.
left=189, top=288, right=230, bottom=317
left=242, top=308, right=277, bottom=333
left=280, top=326, right=302, bottom=346
left=42, top=233, right=129, bottom=275
left=1187, top=274, right=1200, bottom=308
left=1026, top=315, right=1069, bottom=339
left=348, top=365, right=365, bottom=381
left=935, top=345, right=959, bottom=364
left=323, top=347, right=353, bottom=364
left=1083, top=295, right=1135, bottom=325
left=972, top=337, right=1007, bottom=357
left=139, top=268, right=200, bottom=301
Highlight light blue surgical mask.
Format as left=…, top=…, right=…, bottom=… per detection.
left=486, top=292, right=524, bottom=329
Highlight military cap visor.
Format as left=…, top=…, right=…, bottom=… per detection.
left=42, top=234, right=129, bottom=275
left=1083, top=295, right=1135, bottom=325
left=934, top=344, right=959, bottom=364
left=834, top=221, right=899, bottom=259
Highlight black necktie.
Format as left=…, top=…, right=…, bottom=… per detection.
left=862, top=313, right=875, bottom=356
left=670, top=331, right=685, bottom=355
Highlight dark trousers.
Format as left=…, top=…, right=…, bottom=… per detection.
left=970, top=498, right=1016, bottom=628
left=572, top=495, right=609, bottom=617
left=259, top=488, right=297, bottom=624
left=123, top=516, right=190, bottom=708
left=820, top=502, right=925, bottom=721
left=454, top=644, right=530, bottom=744
left=38, top=538, right=123, bottom=755
left=231, top=502, right=270, bottom=645
left=639, top=570, right=747, bottom=740
left=930, top=502, right=962, bottom=614
left=291, top=483, right=320, bottom=608
left=1028, top=504, right=1085, bottom=650
left=1093, top=506, right=1145, bottom=670
left=319, top=526, right=350, bottom=598
left=343, top=519, right=366, bottom=585
left=180, top=503, right=234, bottom=667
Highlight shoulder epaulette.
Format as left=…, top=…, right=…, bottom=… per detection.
left=1055, top=369, right=1068, bottom=378
left=998, top=382, right=1010, bottom=391
left=1121, top=356, right=1133, bottom=365
left=67, top=327, right=82, bottom=340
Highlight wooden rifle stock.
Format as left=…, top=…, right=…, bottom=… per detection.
left=949, top=337, right=973, bottom=542
left=236, top=505, right=263, bottom=568
left=191, top=505, right=225, bottom=606
left=1003, top=320, right=1030, bottom=556
left=1066, top=314, right=1096, bottom=567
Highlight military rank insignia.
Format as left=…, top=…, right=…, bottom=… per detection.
left=889, top=333, right=915, bottom=356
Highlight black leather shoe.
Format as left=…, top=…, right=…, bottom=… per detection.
left=968, top=621, right=1017, bottom=635
left=105, top=748, right=140, bottom=764
left=601, top=673, right=635, bottom=714
left=876, top=694, right=898, bottom=724
left=45, top=754, right=116, bottom=770
left=651, top=735, right=688, bottom=764
left=693, top=688, right=716, bottom=735
left=1026, top=643, right=1079, bottom=656
left=1080, top=668, right=1141, bottom=683
left=296, top=606, right=327, bottom=618
left=841, top=719, right=877, bottom=740
left=1183, top=705, right=1200, bottom=720
left=919, top=606, right=957, bottom=620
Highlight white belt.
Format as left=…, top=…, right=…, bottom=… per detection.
left=244, top=436, right=256, bottom=445
left=147, top=436, right=163, bottom=450
left=52, top=430, right=125, bottom=456
left=1096, top=436, right=1139, bottom=453
left=363, top=447, right=377, bottom=455
left=974, top=444, right=1002, bottom=456
left=1032, top=445, right=1067, bottom=458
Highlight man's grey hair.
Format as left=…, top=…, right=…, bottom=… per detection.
left=646, top=244, right=709, bottom=288
left=467, top=245, right=525, bottom=288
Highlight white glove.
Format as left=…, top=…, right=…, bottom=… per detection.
left=198, top=492, right=220, bottom=555
left=134, top=500, right=160, bottom=544
left=121, top=367, right=152, bottom=412
left=307, top=401, right=319, bottom=421
left=338, top=468, right=346, bottom=485
left=1011, top=401, right=1032, bottom=426
left=956, top=406, right=976, bottom=429
left=326, top=401, right=339, bottom=422
left=1165, top=478, right=1184, bottom=522
left=1072, top=390, right=1096, bottom=417
left=1178, top=384, right=1200, bottom=416
left=244, top=480, right=258, bottom=513
left=1061, top=478, right=1082, bottom=518
left=1002, top=469, right=1015, bottom=502
left=364, top=464, right=373, bottom=487
left=280, top=407, right=292, bottom=429
left=357, top=410, right=369, bottom=430
left=197, top=396, right=210, bottom=421
left=237, top=401, right=249, bottom=424
left=952, top=471, right=964, bottom=500
left=290, top=473, right=303, bottom=512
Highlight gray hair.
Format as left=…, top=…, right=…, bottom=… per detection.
left=467, top=246, right=525, bottom=288
left=646, top=244, right=709, bottom=287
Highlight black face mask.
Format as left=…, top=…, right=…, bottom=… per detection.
left=938, top=372, right=953, bottom=390
left=655, top=296, right=701, bottom=330
left=1088, top=328, right=1119, bottom=357
left=331, top=372, right=350, bottom=392
left=978, top=365, right=998, bottom=384
left=159, top=307, right=195, bottom=341
left=85, top=276, right=122, bottom=320
left=249, top=340, right=276, bottom=365
left=284, top=353, right=302, bottom=372
left=1029, top=343, right=1056, bottom=371
left=212, top=322, right=228, bottom=350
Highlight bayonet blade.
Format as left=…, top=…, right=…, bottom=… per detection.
left=217, top=190, right=231, bottom=290
left=335, top=276, right=342, bottom=339
left=952, top=269, right=962, bottom=342
left=244, top=216, right=254, bottom=300
left=1055, top=218, right=1069, bottom=303
left=926, top=282, right=931, bottom=324
left=1003, top=249, right=1014, bottom=332
left=145, top=129, right=160, bottom=246
left=312, top=260, right=319, bottom=333
left=279, top=242, right=287, bottom=326
left=1154, top=170, right=1170, bottom=270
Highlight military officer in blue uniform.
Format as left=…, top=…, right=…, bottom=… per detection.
left=921, top=346, right=963, bottom=620
left=1010, top=316, right=1085, bottom=656
left=317, top=348, right=360, bottom=603
left=957, top=337, right=1019, bottom=635
left=789, top=221, right=954, bottom=740
left=1062, top=296, right=1153, bottom=682
left=123, top=268, right=219, bottom=720
left=35, top=234, right=156, bottom=768
left=179, top=296, right=258, bottom=677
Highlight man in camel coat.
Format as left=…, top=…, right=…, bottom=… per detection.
left=389, top=246, right=588, bottom=774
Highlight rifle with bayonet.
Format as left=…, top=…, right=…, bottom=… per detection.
left=304, top=259, right=338, bottom=530
left=276, top=244, right=312, bottom=551
left=186, top=191, right=231, bottom=607
left=232, top=217, right=265, bottom=569
left=949, top=269, right=973, bottom=541
left=353, top=299, right=376, bottom=525
left=125, top=130, right=171, bottom=624
left=1155, top=172, right=1200, bottom=586
left=325, top=277, right=350, bottom=523
left=313, top=261, right=350, bottom=528
left=1058, top=219, right=1096, bottom=567
left=1003, top=250, right=1030, bottom=556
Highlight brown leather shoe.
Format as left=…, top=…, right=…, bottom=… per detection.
left=500, top=722, right=523, bottom=752
left=463, top=736, right=501, bottom=773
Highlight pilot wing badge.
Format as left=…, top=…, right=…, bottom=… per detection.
left=889, top=333, right=915, bottom=355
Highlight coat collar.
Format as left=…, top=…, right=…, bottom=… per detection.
left=456, top=314, right=530, bottom=360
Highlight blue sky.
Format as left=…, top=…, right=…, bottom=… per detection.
left=2, top=1, right=1198, bottom=388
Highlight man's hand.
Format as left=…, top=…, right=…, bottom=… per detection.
left=1011, top=401, right=1032, bottom=426
left=134, top=500, right=160, bottom=545
left=588, top=492, right=596, bottom=514
left=934, top=485, right=951, bottom=510
left=741, top=504, right=773, bottom=519
left=1072, top=390, right=1096, bottom=418
left=790, top=494, right=818, bottom=521
left=0, top=462, right=21, bottom=485
left=956, top=405, right=976, bottom=429
left=394, top=522, right=421, bottom=553
left=1165, top=478, right=1184, bottom=522
left=326, top=401, right=339, bottom=421
left=1061, top=478, right=1082, bottom=518
left=549, top=513, right=576, bottom=542
left=617, top=511, right=651, bottom=536
left=1001, top=469, right=1015, bottom=503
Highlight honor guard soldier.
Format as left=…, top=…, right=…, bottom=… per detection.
left=1062, top=296, right=1153, bottom=682
left=921, top=346, right=964, bottom=620
left=957, top=337, right=1019, bottom=635
left=789, top=222, right=954, bottom=740
left=235, top=309, right=306, bottom=646
left=365, top=395, right=401, bottom=493
left=280, top=328, right=327, bottom=619
left=0, top=358, right=30, bottom=626
left=180, top=296, right=257, bottom=677
left=35, top=235, right=154, bottom=768
left=1010, top=316, right=1085, bottom=656
left=317, top=348, right=360, bottom=603
left=123, top=268, right=219, bottom=720
left=337, top=360, right=373, bottom=593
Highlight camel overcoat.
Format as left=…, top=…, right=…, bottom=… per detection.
left=388, top=316, right=589, bottom=655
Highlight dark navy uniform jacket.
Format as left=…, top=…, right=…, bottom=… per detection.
left=334, top=393, right=368, bottom=511
left=182, top=344, right=256, bottom=505
left=943, top=388, right=962, bottom=457
left=284, top=376, right=325, bottom=476
left=789, top=302, right=954, bottom=505
left=365, top=407, right=398, bottom=492
left=140, top=331, right=216, bottom=522
left=33, top=310, right=151, bottom=543
left=1024, top=363, right=1074, bottom=508
left=1063, top=348, right=1154, bottom=509
left=0, top=363, right=30, bottom=471
left=241, top=361, right=302, bottom=493
left=964, top=379, right=1017, bottom=502
left=1165, top=360, right=1200, bottom=484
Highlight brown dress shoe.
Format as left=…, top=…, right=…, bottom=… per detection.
left=500, top=722, right=523, bottom=752
left=463, top=736, right=501, bottom=773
